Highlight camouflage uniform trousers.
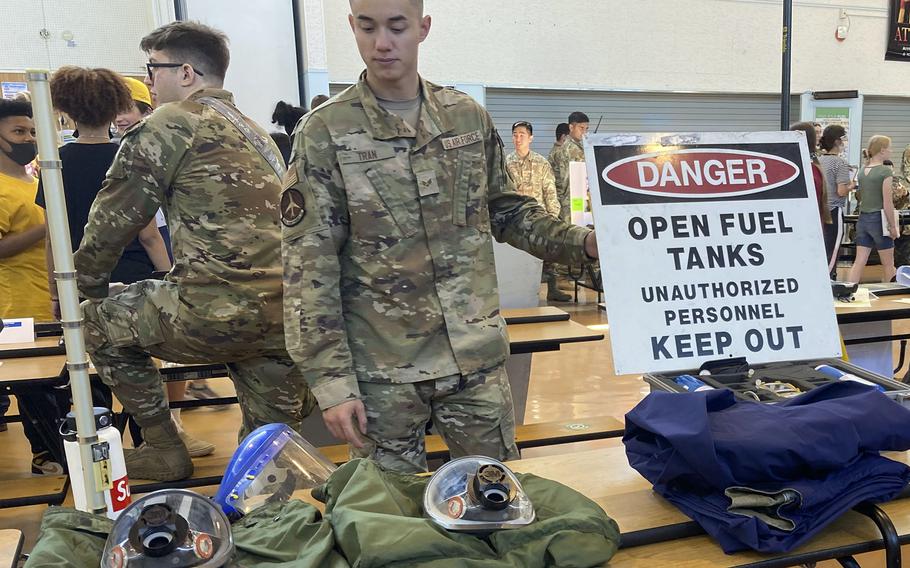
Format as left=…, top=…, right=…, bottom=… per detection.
left=81, top=279, right=316, bottom=441
left=351, top=364, right=519, bottom=473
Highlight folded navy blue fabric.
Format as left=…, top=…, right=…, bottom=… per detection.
left=624, top=381, right=910, bottom=553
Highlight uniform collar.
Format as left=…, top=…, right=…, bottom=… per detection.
left=355, top=71, right=451, bottom=150
left=187, top=88, right=235, bottom=104
left=514, top=150, right=532, bottom=161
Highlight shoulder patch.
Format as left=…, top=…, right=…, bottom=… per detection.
left=280, top=188, right=305, bottom=227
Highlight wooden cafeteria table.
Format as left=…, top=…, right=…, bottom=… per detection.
left=508, top=445, right=910, bottom=567
left=835, top=292, right=910, bottom=325
left=0, top=530, right=22, bottom=568
left=0, top=307, right=594, bottom=380
left=835, top=291, right=910, bottom=378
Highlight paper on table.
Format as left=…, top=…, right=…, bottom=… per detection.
left=835, top=287, right=873, bottom=308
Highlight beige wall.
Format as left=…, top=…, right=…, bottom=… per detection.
left=325, top=0, right=905, bottom=96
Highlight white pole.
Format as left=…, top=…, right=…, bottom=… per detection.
left=26, top=69, right=107, bottom=515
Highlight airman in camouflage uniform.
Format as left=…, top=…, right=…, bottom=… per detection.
left=554, top=113, right=590, bottom=221
left=505, top=145, right=560, bottom=215
left=75, top=22, right=315, bottom=482
left=547, top=122, right=569, bottom=218
left=282, top=63, right=596, bottom=472
left=891, top=145, right=910, bottom=266
left=506, top=121, right=570, bottom=302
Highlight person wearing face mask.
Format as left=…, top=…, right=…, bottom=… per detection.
left=0, top=98, right=51, bottom=321
left=819, top=125, right=856, bottom=276
left=0, top=97, right=65, bottom=475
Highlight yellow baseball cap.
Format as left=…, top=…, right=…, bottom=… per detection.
left=122, top=76, right=152, bottom=107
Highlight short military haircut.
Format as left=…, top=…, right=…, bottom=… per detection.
left=555, top=123, right=569, bottom=138
left=0, top=98, right=32, bottom=121
left=50, top=66, right=134, bottom=128
left=512, top=121, right=533, bottom=135
left=568, top=111, right=590, bottom=125
left=350, top=0, right=424, bottom=16
left=140, top=21, right=230, bottom=80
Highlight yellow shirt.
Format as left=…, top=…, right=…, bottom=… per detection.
left=0, top=172, right=51, bottom=321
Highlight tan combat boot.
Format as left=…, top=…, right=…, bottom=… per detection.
left=546, top=274, right=572, bottom=302
left=125, top=420, right=194, bottom=481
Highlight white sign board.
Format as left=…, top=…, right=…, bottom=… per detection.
left=0, top=318, right=35, bottom=344
left=568, top=162, right=593, bottom=226
left=584, top=132, right=841, bottom=375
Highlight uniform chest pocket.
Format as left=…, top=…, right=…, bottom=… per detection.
left=341, top=160, right=420, bottom=243
left=452, top=147, right=490, bottom=232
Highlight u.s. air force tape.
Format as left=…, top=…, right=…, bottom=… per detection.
left=280, top=188, right=305, bottom=227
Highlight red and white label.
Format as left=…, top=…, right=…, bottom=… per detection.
left=603, top=149, right=799, bottom=199
left=109, top=475, right=131, bottom=513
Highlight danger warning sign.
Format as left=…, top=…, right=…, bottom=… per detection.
left=584, top=132, right=841, bottom=375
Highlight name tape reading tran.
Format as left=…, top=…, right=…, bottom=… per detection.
left=603, top=149, right=800, bottom=198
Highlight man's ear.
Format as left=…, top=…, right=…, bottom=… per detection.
left=182, top=64, right=196, bottom=86
left=418, top=15, right=431, bottom=43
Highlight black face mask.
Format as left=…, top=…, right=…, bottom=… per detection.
left=1, top=137, right=37, bottom=166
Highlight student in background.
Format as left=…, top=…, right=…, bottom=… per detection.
left=818, top=125, right=855, bottom=277
left=271, top=100, right=306, bottom=146
left=790, top=122, right=832, bottom=227
left=0, top=97, right=62, bottom=474
left=847, top=136, right=898, bottom=284
left=310, top=94, right=329, bottom=110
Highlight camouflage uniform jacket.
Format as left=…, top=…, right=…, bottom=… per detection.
left=547, top=143, right=563, bottom=188
left=75, top=88, right=287, bottom=348
left=505, top=150, right=560, bottom=216
left=282, top=73, right=592, bottom=409
left=555, top=137, right=586, bottom=194
left=893, top=149, right=910, bottom=236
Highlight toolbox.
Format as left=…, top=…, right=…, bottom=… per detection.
left=644, top=356, right=910, bottom=406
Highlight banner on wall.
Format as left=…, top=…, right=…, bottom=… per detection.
left=583, top=132, right=842, bottom=375
left=887, top=0, right=910, bottom=61
left=1, top=82, right=27, bottom=100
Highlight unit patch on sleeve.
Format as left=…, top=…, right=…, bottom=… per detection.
left=280, top=188, right=305, bottom=227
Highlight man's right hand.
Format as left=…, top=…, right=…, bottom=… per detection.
left=322, top=399, right=368, bottom=448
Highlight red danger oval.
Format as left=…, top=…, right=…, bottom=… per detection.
left=603, top=149, right=800, bottom=198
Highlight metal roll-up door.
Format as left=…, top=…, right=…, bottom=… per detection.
left=486, top=89, right=801, bottom=156
left=861, top=96, right=910, bottom=170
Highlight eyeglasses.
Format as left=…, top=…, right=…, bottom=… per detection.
left=146, top=62, right=205, bottom=80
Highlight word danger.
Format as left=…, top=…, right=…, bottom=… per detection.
left=603, top=149, right=799, bottom=198
left=650, top=326, right=805, bottom=360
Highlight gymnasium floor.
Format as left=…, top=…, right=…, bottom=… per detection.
left=0, top=277, right=905, bottom=566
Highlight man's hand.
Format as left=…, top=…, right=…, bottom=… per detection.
left=584, top=231, right=599, bottom=259
left=322, top=399, right=367, bottom=448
